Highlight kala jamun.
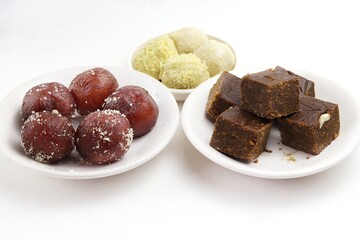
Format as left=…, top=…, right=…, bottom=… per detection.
left=69, top=68, right=118, bottom=115
left=21, top=111, right=75, bottom=163
left=75, top=109, right=133, bottom=165
left=103, top=85, right=159, bottom=137
left=21, top=82, right=76, bottom=120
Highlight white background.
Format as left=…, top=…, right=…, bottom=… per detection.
left=1, top=0, right=360, bottom=239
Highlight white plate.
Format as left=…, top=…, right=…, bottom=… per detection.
left=129, top=33, right=237, bottom=101
left=182, top=68, right=360, bottom=179
left=0, top=66, right=179, bottom=179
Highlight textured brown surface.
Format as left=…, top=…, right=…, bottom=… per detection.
left=75, top=110, right=133, bottom=165
left=206, top=72, right=242, bottom=122
left=21, top=82, right=76, bottom=120
left=240, top=67, right=300, bottom=119
left=275, top=66, right=315, bottom=97
left=21, top=111, right=75, bottom=163
left=277, top=97, right=340, bottom=155
left=210, top=106, right=272, bottom=161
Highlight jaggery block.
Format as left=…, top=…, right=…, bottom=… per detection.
left=277, top=97, right=340, bottom=155
left=240, top=67, right=300, bottom=119
left=275, top=66, right=315, bottom=97
left=206, top=72, right=242, bottom=122
left=210, top=106, right=272, bottom=161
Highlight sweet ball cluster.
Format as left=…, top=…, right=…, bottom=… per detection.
left=20, top=68, right=159, bottom=165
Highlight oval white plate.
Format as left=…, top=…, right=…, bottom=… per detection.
left=129, top=32, right=237, bottom=101
left=182, top=68, right=360, bottom=179
left=0, top=66, right=179, bottom=179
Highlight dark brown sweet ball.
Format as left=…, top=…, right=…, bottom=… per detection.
left=69, top=68, right=119, bottom=115
left=75, top=110, right=133, bottom=165
left=21, top=82, right=76, bottom=121
left=103, top=85, right=159, bottom=138
left=21, top=111, right=75, bottom=164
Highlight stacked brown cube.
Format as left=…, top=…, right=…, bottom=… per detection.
left=207, top=66, right=340, bottom=162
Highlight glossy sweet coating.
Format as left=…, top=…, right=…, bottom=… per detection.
left=103, top=85, right=159, bottom=138
left=75, top=110, right=133, bottom=165
left=69, top=68, right=118, bottom=115
left=20, top=111, right=75, bottom=163
left=21, top=82, right=76, bottom=120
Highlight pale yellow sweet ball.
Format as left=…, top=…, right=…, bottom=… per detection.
left=193, top=40, right=236, bottom=77
left=169, top=27, right=209, bottom=54
left=133, top=35, right=178, bottom=79
left=160, top=54, right=210, bottom=89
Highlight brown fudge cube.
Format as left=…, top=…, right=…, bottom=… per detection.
left=206, top=72, right=242, bottom=122
left=277, top=97, right=340, bottom=155
left=210, top=106, right=272, bottom=162
left=240, top=67, right=300, bottom=119
left=275, top=66, right=315, bottom=97
left=298, top=76, right=315, bottom=98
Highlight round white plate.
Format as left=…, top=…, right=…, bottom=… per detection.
left=0, top=66, right=179, bottom=179
left=182, top=68, right=360, bottom=179
left=129, top=32, right=237, bottom=101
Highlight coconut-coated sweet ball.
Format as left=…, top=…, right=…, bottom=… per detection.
left=75, top=110, right=133, bottom=165
left=133, top=35, right=178, bottom=80
left=69, top=68, right=119, bottom=115
left=103, top=86, right=159, bottom=138
left=20, top=111, right=75, bottom=164
left=169, top=27, right=209, bottom=54
left=159, top=53, right=210, bottom=89
left=193, top=40, right=236, bottom=77
left=21, top=82, right=76, bottom=121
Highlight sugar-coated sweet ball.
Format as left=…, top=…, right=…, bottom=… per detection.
left=69, top=68, right=119, bottom=115
left=103, top=86, right=159, bottom=138
left=75, top=110, right=133, bottom=165
left=21, top=111, right=75, bottom=164
left=193, top=40, right=236, bottom=77
left=21, top=82, right=76, bottom=121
